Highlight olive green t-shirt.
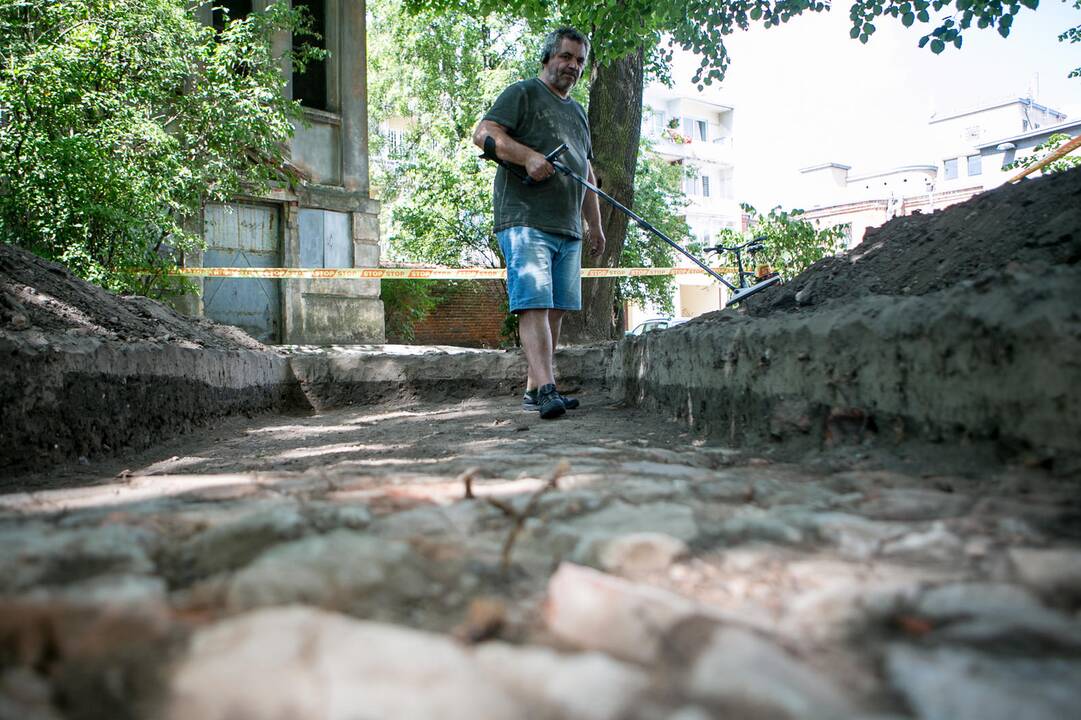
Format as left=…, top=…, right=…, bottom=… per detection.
left=483, top=78, right=592, bottom=240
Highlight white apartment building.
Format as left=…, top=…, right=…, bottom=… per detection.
left=799, top=97, right=1079, bottom=248
left=931, top=97, right=1066, bottom=191
left=630, top=54, right=742, bottom=330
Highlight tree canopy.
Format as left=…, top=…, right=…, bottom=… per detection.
left=407, top=1, right=1043, bottom=85
left=0, top=0, right=317, bottom=295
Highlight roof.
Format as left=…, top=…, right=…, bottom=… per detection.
left=977, top=117, right=1081, bottom=150
left=799, top=162, right=852, bottom=173
left=847, top=165, right=938, bottom=182
left=929, top=97, right=1067, bottom=125
left=642, top=85, right=734, bottom=113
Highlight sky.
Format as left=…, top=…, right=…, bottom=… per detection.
left=690, top=2, right=1081, bottom=209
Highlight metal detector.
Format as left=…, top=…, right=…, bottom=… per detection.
left=704, top=237, right=779, bottom=295
left=480, top=138, right=780, bottom=306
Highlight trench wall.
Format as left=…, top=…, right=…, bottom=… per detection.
left=1, top=339, right=611, bottom=477
left=608, top=268, right=1081, bottom=466
left=0, top=336, right=301, bottom=477
left=286, top=344, right=612, bottom=411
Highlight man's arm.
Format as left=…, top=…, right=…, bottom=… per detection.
left=473, top=120, right=554, bottom=182
left=583, top=161, right=605, bottom=258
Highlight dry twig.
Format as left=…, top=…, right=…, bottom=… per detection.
left=496, top=460, right=569, bottom=573
left=457, top=467, right=479, bottom=500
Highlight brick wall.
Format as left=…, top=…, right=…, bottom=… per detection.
left=409, top=282, right=509, bottom=348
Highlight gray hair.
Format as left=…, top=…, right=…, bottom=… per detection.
left=540, top=27, right=590, bottom=65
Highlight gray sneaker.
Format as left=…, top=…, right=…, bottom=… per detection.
left=535, top=383, right=566, bottom=419
left=523, top=388, right=579, bottom=411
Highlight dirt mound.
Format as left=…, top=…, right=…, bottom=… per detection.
left=0, top=243, right=266, bottom=351
left=743, top=166, right=1081, bottom=316
left=1, top=243, right=298, bottom=476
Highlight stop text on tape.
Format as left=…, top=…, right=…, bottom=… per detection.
left=165, top=266, right=738, bottom=280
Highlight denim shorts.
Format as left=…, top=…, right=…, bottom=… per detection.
left=497, top=226, right=582, bottom=312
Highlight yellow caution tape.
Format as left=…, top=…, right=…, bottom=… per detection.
left=1008, top=133, right=1081, bottom=183
left=168, top=266, right=738, bottom=279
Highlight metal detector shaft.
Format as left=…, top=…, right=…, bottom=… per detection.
left=479, top=138, right=779, bottom=305
left=551, top=161, right=734, bottom=290
left=552, top=161, right=784, bottom=308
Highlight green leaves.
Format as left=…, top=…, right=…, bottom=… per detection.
left=369, top=0, right=526, bottom=274
left=733, top=205, right=847, bottom=282
left=618, top=137, right=692, bottom=313
left=0, top=0, right=309, bottom=296
left=998, top=12, right=1013, bottom=37
left=1002, top=133, right=1081, bottom=174
left=845, top=0, right=1040, bottom=59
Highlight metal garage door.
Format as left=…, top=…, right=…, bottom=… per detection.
left=202, top=203, right=282, bottom=343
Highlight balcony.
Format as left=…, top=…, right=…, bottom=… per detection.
left=652, top=130, right=734, bottom=166
left=684, top=196, right=741, bottom=219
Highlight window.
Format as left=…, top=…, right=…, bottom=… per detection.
left=683, top=176, right=697, bottom=196
left=378, top=126, right=407, bottom=157
left=701, top=175, right=710, bottom=198
left=967, top=154, right=982, bottom=177
left=944, top=158, right=958, bottom=180
left=650, top=110, right=665, bottom=136
left=299, top=209, right=352, bottom=268
left=212, top=0, right=252, bottom=35
left=292, top=0, right=328, bottom=111
left=682, top=118, right=708, bottom=141
left=716, top=168, right=734, bottom=199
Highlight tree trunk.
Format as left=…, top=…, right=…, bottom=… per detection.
left=560, top=47, right=644, bottom=344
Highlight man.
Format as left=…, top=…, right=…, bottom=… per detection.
left=472, top=27, right=605, bottom=420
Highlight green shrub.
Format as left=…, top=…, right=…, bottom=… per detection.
left=0, top=0, right=319, bottom=296
left=380, top=279, right=449, bottom=342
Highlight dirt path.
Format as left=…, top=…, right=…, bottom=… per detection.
left=3, top=395, right=1080, bottom=720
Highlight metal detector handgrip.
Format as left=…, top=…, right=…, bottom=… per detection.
left=479, top=137, right=567, bottom=185
left=521, top=143, right=569, bottom=185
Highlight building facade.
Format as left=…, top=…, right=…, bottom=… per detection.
left=799, top=98, right=1078, bottom=248
left=179, top=0, right=383, bottom=345
left=631, top=54, right=741, bottom=329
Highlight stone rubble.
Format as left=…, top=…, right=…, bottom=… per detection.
left=2, top=395, right=1079, bottom=719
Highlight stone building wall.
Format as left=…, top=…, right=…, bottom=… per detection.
left=178, top=0, right=384, bottom=345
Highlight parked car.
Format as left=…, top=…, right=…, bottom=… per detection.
left=625, top=317, right=689, bottom=336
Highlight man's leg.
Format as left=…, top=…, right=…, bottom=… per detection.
left=519, top=309, right=555, bottom=390
left=548, top=309, right=564, bottom=351
left=543, top=232, right=582, bottom=410
left=544, top=309, right=579, bottom=409
left=519, top=309, right=565, bottom=418
left=525, top=309, right=562, bottom=393
left=496, top=227, right=566, bottom=419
